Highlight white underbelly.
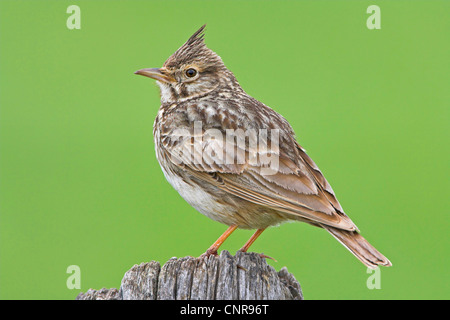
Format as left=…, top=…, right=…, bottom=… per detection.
left=159, top=164, right=235, bottom=225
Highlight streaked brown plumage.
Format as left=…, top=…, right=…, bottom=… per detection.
left=135, top=25, right=391, bottom=268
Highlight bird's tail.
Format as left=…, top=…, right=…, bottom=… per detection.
left=323, top=226, right=392, bottom=269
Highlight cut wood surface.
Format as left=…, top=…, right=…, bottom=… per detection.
left=76, top=250, right=303, bottom=300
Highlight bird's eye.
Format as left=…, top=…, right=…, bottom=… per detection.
left=185, top=68, right=197, bottom=78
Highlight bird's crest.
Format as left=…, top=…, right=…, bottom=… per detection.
left=163, top=25, right=223, bottom=69
left=184, top=24, right=206, bottom=48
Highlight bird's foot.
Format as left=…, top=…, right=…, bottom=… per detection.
left=238, top=249, right=277, bottom=262
left=259, top=253, right=277, bottom=262
left=198, top=248, right=219, bottom=259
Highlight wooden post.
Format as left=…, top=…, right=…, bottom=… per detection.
left=76, top=251, right=303, bottom=300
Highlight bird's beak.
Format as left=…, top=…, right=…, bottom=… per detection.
left=134, top=68, right=175, bottom=83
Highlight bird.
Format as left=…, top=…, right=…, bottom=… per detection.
left=135, top=25, right=392, bottom=269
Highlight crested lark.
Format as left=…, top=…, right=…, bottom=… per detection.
left=135, top=25, right=391, bottom=268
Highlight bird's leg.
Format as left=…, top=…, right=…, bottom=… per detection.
left=201, top=225, right=238, bottom=258
left=239, top=228, right=265, bottom=252
left=239, top=228, right=276, bottom=261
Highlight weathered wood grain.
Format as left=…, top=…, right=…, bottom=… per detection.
left=76, top=251, right=303, bottom=300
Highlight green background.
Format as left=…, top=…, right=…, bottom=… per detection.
left=0, top=0, right=448, bottom=300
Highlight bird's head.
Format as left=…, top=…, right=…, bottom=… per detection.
left=135, top=25, right=240, bottom=104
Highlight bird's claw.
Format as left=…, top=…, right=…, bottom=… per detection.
left=259, top=253, right=277, bottom=262
left=198, top=249, right=219, bottom=259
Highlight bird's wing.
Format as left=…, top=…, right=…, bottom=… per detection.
left=159, top=121, right=358, bottom=232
